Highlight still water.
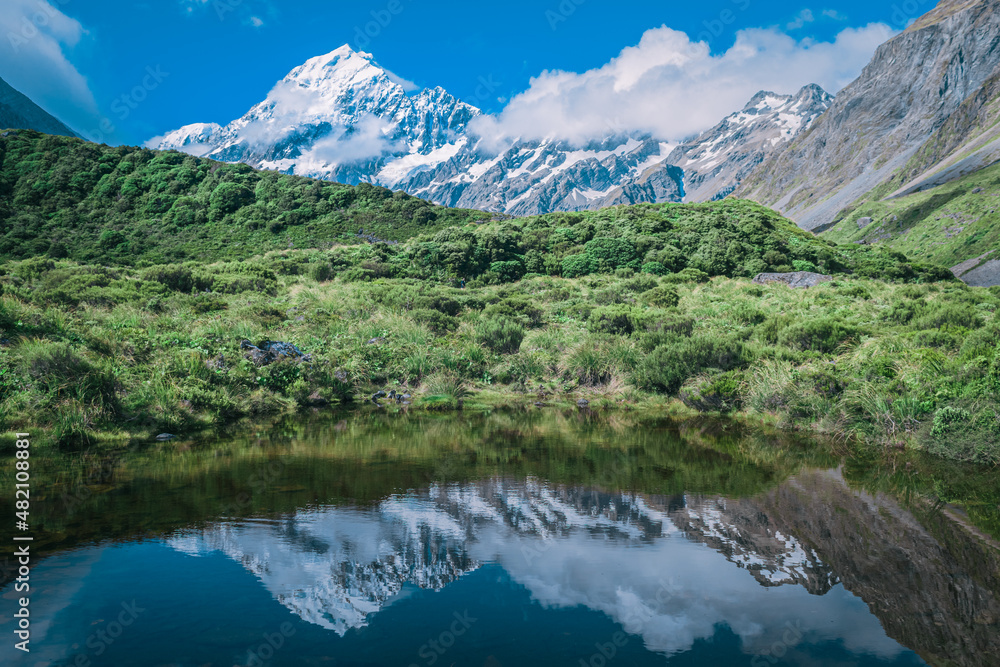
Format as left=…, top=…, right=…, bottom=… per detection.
left=1, top=411, right=998, bottom=666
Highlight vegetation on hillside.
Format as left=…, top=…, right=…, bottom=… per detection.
left=0, top=130, right=488, bottom=263
left=823, top=161, right=1000, bottom=270
left=2, top=129, right=993, bottom=466
left=1, top=248, right=995, bottom=464
left=0, top=130, right=953, bottom=285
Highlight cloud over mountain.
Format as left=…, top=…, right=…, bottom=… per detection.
left=471, top=23, right=895, bottom=145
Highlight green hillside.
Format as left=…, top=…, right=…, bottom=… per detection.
left=0, top=130, right=953, bottom=283
left=0, top=130, right=488, bottom=264
left=822, top=162, right=1000, bottom=274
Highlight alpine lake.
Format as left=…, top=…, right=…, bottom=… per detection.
left=1, top=410, right=998, bottom=667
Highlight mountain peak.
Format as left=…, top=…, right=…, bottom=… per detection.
left=284, top=45, right=388, bottom=90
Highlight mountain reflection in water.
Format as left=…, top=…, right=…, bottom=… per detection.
left=1, top=412, right=997, bottom=666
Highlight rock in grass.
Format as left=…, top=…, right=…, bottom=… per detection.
left=240, top=339, right=310, bottom=366
left=155, top=433, right=176, bottom=441
left=856, top=217, right=873, bottom=229
left=577, top=398, right=590, bottom=408
left=753, top=272, right=833, bottom=289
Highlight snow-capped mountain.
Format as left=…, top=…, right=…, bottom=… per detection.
left=151, top=46, right=830, bottom=214
left=664, top=85, right=833, bottom=202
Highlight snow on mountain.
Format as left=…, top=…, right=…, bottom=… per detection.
left=167, top=479, right=834, bottom=642
left=663, top=84, right=833, bottom=202
left=151, top=46, right=830, bottom=214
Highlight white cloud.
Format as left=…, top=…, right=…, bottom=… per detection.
left=384, top=68, right=417, bottom=93
left=822, top=9, right=848, bottom=21
left=308, top=115, right=402, bottom=164
left=249, top=16, right=264, bottom=28
left=0, top=0, right=99, bottom=136
left=470, top=23, right=895, bottom=146
left=786, top=9, right=815, bottom=30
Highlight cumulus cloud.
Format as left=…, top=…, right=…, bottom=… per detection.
left=470, top=23, right=895, bottom=146
left=308, top=115, right=402, bottom=164
left=0, top=0, right=99, bottom=136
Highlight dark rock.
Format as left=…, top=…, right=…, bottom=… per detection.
left=307, top=391, right=329, bottom=407
left=973, top=187, right=984, bottom=194
left=753, top=272, right=833, bottom=289
left=366, top=336, right=388, bottom=346
left=371, top=390, right=387, bottom=401
left=240, top=339, right=310, bottom=366
left=577, top=398, right=590, bottom=407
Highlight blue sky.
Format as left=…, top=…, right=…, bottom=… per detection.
left=1, top=0, right=938, bottom=146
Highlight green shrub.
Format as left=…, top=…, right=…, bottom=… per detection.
left=641, top=261, right=668, bottom=275
left=641, top=286, right=680, bottom=309
left=477, top=319, right=525, bottom=354
left=638, top=335, right=747, bottom=393
left=589, top=306, right=637, bottom=335
left=411, top=308, right=459, bottom=335
left=489, top=260, right=525, bottom=283
left=931, top=406, right=972, bottom=437
left=778, top=318, right=860, bottom=353
left=661, top=268, right=710, bottom=284
left=210, top=182, right=255, bottom=215
left=679, top=371, right=743, bottom=412
left=483, top=296, right=544, bottom=327
left=911, top=303, right=983, bottom=331
left=585, top=237, right=638, bottom=272
left=310, top=263, right=334, bottom=282
left=561, top=253, right=593, bottom=278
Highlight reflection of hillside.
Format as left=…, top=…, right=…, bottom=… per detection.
left=167, top=468, right=1000, bottom=665
left=672, top=496, right=838, bottom=594
left=756, top=468, right=1000, bottom=667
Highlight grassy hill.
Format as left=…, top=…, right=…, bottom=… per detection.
left=0, top=130, right=488, bottom=264
left=822, top=162, right=1000, bottom=277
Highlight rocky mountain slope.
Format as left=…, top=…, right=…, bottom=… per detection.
left=660, top=85, right=832, bottom=202
left=738, top=0, right=1000, bottom=232
left=0, top=76, right=77, bottom=138
left=152, top=46, right=828, bottom=215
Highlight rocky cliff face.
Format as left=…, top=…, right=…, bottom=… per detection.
left=0, top=76, right=77, bottom=138
left=152, top=46, right=826, bottom=215
left=664, top=85, right=832, bottom=202
left=738, top=0, right=1000, bottom=230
